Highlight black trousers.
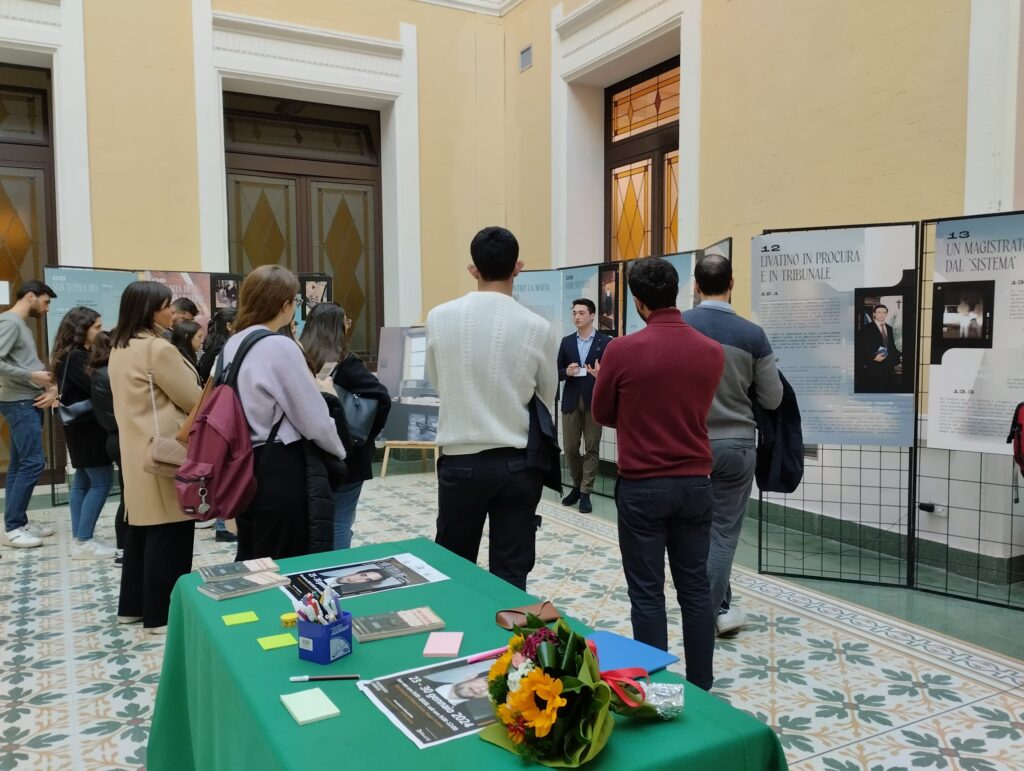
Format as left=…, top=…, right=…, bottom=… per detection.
left=435, top=448, right=543, bottom=591
left=615, top=475, right=715, bottom=691
left=118, top=519, right=195, bottom=629
left=236, top=442, right=308, bottom=562
left=113, top=465, right=126, bottom=550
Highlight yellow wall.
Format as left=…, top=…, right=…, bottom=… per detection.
left=83, top=0, right=202, bottom=271
left=78, top=0, right=973, bottom=319
left=698, top=0, right=970, bottom=314
left=211, top=0, right=528, bottom=316
left=502, top=1, right=555, bottom=274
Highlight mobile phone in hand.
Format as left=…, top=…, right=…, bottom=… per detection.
left=318, top=361, right=337, bottom=379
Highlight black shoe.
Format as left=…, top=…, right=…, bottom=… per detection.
left=579, top=493, right=592, bottom=513
left=215, top=530, right=238, bottom=543
left=561, top=488, right=581, bottom=507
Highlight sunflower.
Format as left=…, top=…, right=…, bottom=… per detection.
left=489, top=650, right=514, bottom=681
left=506, top=669, right=568, bottom=738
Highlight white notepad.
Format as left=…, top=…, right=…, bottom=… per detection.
left=280, top=687, right=340, bottom=725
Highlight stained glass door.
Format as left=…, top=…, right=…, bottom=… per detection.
left=309, top=180, right=379, bottom=359
left=226, top=173, right=299, bottom=274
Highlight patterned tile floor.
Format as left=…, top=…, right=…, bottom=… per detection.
left=1, top=473, right=1022, bottom=770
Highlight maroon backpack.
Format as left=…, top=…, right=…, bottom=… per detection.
left=1008, top=401, right=1024, bottom=503
left=175, top=330, right=282, bottom=521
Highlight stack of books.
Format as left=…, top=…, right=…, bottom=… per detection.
left=352, top=606, right=445, bottom=642
left=196, top=558, right=290, bottom=600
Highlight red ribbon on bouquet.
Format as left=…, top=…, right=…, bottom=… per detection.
left=600, top=667, right=650, bottom=708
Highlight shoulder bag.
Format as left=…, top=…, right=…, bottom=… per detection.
left=332, top=364, right=379, bottom=446
left=57, top=352, right=94, bottom=426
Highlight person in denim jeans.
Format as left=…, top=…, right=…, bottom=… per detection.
left=0, top=280, right=60, bottom=549
left=591, top=258, right=724, bottom=691
left=299, top=303, right=391, bottom=550
left=684, top=254, right=783, bottom=636
left=52, top=307, right=115, bottom=560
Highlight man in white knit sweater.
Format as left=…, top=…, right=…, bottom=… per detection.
left=426, top=227, right=558, bottom=589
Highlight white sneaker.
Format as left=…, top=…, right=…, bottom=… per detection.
left=2, top=527, right=43, bottom=548
left=716, top=607, right=746, bottom=636
left=71, top=540, right=117, bottom=560
left=195, top=519, right=216, bottom=530
left=24, top=522, right=55, bottom=538
left=146, top=626, right=167, bottom=636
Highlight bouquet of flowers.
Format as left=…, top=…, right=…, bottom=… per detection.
left=480, top=617, right=683, bottom=767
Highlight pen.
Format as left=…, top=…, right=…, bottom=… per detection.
left=289, top=675, right=361, bottom=682
left=466, top=646, right=508, bottom=664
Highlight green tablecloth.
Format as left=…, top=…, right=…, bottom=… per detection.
left=149, top=538, right=788, bottom=770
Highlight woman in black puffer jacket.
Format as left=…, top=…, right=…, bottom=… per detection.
left=89, top=331, right=125, bottom=563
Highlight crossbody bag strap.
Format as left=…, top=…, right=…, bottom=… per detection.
left=145, top=337, right=162, bottom=439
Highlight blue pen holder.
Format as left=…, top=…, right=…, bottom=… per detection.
left=297, top=611, right=353, bottom=665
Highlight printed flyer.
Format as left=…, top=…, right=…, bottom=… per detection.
left=43, top=267, right=138, bottom=350
left=512, top=269, right=562, bottom=337
left=358, top=656, right=498, bottom=749
left=281, top=553, right=449, bottom=602
left=561, top=265, right=599, bottom=340
left=144, top=271, right=211, bottom=318
left=751, top=225, right=918, bottom=446
left=624, top=251, right=695, bottom=335
left=927, top=213, right=1024, bottom=454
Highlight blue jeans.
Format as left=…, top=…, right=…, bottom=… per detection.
left=707, top=439, right=757, bottom=613
left=1, top=400, right=45, bottom=532
left=615, top=474, right=715, bottom=690
left=70, top=465, right=114, bottom=541
left=333, top=481, right=364, bottom=550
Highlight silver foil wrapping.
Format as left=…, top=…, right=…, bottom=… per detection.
left=646, top=682, right=684, bottom=720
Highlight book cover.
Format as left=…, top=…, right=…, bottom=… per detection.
left=198, top=558, right=279, bottom=583
left=352, top=607, right=444, bottom=642
left=197, top=571, right=290, bottom=600
left=586, top=631, right=679, bottom=673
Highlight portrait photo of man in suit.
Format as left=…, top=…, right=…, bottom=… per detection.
left=857, top=303, right=902, bottom=393
left=557, top=298, right=612, bottom=513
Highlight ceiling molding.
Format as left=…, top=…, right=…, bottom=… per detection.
left=0, top=0, right=61, bottom=29
left=212, top=12, right=403, bottom=60
left=416, top=0, right=523, bottom=17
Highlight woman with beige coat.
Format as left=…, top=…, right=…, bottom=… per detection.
left=109, top=281, right=203, bottom=634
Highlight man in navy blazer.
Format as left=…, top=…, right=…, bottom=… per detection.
left=557, top=298, right=611, bottom=513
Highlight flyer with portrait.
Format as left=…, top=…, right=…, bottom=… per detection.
left=280, top=553, right=449, bottom=602
left=751, top=224, right=918, bottom=446
left=358, top=657, right=498, bottom=749
left=928, top=213, right=1024, bottom=454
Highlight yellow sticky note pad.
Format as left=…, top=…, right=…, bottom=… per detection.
left=223, top=611, right=259, bottom=626
left=258, top=633, right=297, bottom=651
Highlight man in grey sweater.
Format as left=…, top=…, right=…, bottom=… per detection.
left=683, top=255, right=783, bottom=634
left=0, top=280, right=60, bottom=548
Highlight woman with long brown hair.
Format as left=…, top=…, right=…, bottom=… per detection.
left=300, top=302, right=391, bottom=549
left=52, top=306, right=114, bottom=560
left=223, top=265, right=346, bottom=559
left=88, top=330, right=127, bottom=563
left=109, top=282, right=203, bottom=633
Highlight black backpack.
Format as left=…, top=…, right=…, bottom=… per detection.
left=751, top=370, right=804, bottom=494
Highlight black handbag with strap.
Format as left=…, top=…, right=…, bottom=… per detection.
left=57, top=352, right=94, bottom=426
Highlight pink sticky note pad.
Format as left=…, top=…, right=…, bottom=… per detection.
left=423, top=631, right=464, bottom=658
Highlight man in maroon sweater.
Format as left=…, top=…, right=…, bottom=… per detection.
left=591, top=257, right=724, bottom=690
